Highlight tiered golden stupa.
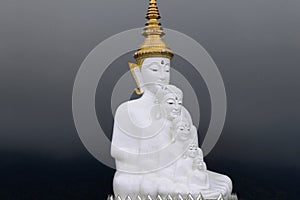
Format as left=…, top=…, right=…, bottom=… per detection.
left=134, top=0, right=173, bottom=65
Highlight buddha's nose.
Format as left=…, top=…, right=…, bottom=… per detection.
left=174, top=103, right=180, bottom=111
left=158, top=72, right=166, bottom=80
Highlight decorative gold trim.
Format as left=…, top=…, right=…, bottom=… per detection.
left=128, top=62, right=143, bottom=94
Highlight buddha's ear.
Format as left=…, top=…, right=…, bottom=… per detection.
left=128, top=62, right=144, bottom=94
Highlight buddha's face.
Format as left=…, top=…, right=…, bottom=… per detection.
left=188, top=143, right=198, bottom=158
left=161, top=93, right=182, bottom=120
left=141, top=57, right=170, bottom=93
left=175, top=121, right=191, bottom=141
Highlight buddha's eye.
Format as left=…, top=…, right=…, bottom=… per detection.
left=178, top=101, right=182, bottom=105
left=164, top=65, right=170, bottom=72
left=150, top=68, right=158, bottom=72
left=166, top=100, right=175, bottom=105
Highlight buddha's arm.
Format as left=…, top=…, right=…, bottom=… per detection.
left=111, top=122, right=139, bottom=164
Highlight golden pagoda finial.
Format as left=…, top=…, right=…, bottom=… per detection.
left=134, top=0, right=173, bottom=64
left=146, top=0, right=160, bottom=20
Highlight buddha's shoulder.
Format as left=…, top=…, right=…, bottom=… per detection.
left=115, top=100, right=151, bottom=127
left=114, top=99, right=141, bottom=117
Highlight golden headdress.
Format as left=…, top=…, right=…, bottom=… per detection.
left=134, top=0, right=174, bottom=65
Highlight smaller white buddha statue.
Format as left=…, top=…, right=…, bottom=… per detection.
left=151, top=85, right=196, bottom=198
left=173, top=142, right=209, bottom=191
left=189, top=147, right=209, bottom=190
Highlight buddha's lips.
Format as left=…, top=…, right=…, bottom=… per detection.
left=171, top=109, right=181, bottom=113
left=171, top=111, right=181, bottom=116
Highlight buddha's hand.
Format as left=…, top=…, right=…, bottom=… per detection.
left=192, top=157, right=207, bottom=171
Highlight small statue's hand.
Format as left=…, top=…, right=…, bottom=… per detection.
left=198, top=163, right=206, bottom=171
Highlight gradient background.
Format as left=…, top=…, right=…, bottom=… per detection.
left=1, top=0, right=300, bottom=199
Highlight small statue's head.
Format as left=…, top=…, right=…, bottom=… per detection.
left=156, top=84, right=183, bottom=120
left=187, top=143, right=199, bottom=158
left=140, top=57, right=171, bottom=93
left=173, top=117, right=191, bottom=141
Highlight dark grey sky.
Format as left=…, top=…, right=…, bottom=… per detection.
left=1, top=0, right=300, bottom=169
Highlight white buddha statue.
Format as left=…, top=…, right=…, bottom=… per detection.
left=111, top=0, right=233, bottom=199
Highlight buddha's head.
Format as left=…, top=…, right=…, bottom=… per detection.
left=187, top=143, right=199, bottom=158
left=175, top=120, right=191, bottom=141
left=156, top=85, right=183, bottom=120
left=171, top=116, right=191, bottom=141
left=132, top=0, right=173, bottom=94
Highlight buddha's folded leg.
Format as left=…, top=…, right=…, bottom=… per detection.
left=184, top=171, right=232, bottom=199
left=157, top=177, right=176, bottom=199
left=113, top=171, right=142, bottom=199
left=140, top=174, right=159, bottom=198
left=207, top=170, right=232, bottom=194
left=205, top=170, right=233, bottom=199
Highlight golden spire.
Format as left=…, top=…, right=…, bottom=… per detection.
left=146, top=0, right=161, bottom=21
left=134, top=0, right=174, bottom=64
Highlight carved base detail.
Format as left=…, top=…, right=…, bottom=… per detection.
left=107, top=194, right=238, bottom=200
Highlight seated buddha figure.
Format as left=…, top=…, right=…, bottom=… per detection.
left=111, top=0, right=233, bottom=198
